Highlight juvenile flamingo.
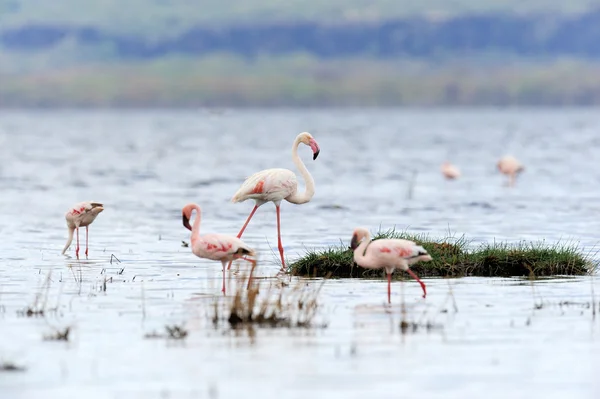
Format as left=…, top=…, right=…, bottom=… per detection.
left=182, top=203, right=256, bottom=294
left=441, top=161, right=460, bottom=180
left=497, top=155, right=524, bottom=186
left=61, top=201, right=104, bottom=258
left=229, top=132, right=320, bottom=273
left=350, top=228, right=431, bottom=303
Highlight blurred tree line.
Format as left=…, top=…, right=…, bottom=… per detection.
left=3, top=11, right=600, bottom=59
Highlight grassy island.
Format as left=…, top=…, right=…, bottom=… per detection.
left=289, top=229, right=594, bottom=278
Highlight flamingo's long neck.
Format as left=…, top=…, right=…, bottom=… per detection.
left=353, top=232, right=375, bottom=267
left=190, top=206, right=202, bottom=244
left=286, top=136, right=315, bottom=205
left=61, top=226, right=75, bottom=255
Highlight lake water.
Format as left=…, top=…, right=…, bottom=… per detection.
left=0, top=108, right=599, bottom=398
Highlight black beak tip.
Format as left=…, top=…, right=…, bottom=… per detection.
left=313, top=150, right=320, bottom=160
left=350, top=234, right=358, bottom=250
left=182, top=214, right=192, bottom=231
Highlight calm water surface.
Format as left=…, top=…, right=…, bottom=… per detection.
left=1, top=109, right=600, bottom=398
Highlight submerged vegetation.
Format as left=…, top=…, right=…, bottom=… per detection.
left=144, top=324, right=189, bottom=340
left=0, top=361, right=26, bottom=372
left=289, top=229, right=594, bottom=278
left=43, top=327, right=71, bottom=341
left=211, top=272, right=328, bottom=330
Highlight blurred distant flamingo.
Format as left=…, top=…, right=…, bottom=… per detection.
left=62, top=201, right=104, bottom=258
left=497, top=155, right=524, bottom=186
left=182, top=203, right=256, bottom=294
left=229, top=132, right=320, bottom=273
left=350, top=228, right=431, bottom=303
left=441, top=161, right=460, bottom=180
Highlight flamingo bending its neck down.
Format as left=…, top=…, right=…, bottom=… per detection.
left=441, top=161, right=460, bottom=180
left=229, top=132, right=320, bottom=273
left=350, top=228, right=431, bottom=303
left=497, top=155, right=524, bottom=186
left=182, top=203, right=256, bottom=294
left=62, top=201, right=104, bottom=258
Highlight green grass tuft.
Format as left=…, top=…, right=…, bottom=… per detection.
left=289, top=228, right=594, bottom=279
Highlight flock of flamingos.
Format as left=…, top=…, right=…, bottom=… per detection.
left=59, top=132, right=525, bottom=304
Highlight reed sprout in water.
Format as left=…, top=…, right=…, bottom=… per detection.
left=289, top=228, right=593, bottom=278
left=212, top=270, right=328, bottom=330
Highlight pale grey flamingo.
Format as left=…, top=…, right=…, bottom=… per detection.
left=62, top=201, right=104, bottom=258
left=228, top=132, right=320, bottom=272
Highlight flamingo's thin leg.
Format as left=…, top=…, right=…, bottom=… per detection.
left=276, top=205, right=285, bottom=272
left=85, top=226, right=89, bottom=257
left=387, top=273, right=392, bottom=304
left=237, top=205, right=259, bottom=239
left=227, top=205, right=259, bottom=270
left=75, top=227, right=80, bottom=258
left=221, top=261, right=227, bottom=295
left=405, top=268, right=427, bottom=299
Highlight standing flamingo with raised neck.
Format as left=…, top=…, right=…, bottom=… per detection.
left=62, top=201, right=104, bottom=258
left=182, top=203, right=256, bottom=294
left=350, top=228, right=431, bottom=303
left=497, top=155, right=524, bottom=187
left=229, top=132, right=320, bottom=273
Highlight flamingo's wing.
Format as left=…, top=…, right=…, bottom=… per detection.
left=231, top=168, right=297, bottom=203
left=367, top=239, right=423, bottom=263
left=195, top=234, right=254, bottom=260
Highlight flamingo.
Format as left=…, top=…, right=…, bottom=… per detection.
left=441, top=161, right=460, bottom=180
left=229, top=132, right=320, bottom=273
left=350, top=228, right=431, bottom=303
left=182, top=203, right=256, bottom=294
left=497, top=155, right=524, bottom=186
left=61, top=201, right=104, bottom=258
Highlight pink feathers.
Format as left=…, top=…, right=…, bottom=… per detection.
left=350, top=228, right=431, bottom=302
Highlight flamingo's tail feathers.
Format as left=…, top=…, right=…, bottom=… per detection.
left=235, top=247, right=254, bottom=256
left=231, top=188, right=243, bottom=203
left=231, top=190, right=248, bottom=204
left=414, top=245, right=433, bottom=261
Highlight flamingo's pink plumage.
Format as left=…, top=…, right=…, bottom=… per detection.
left=497, top=155, right=524, bottom=186
left=441, top=161, right=461, bottom=180
left=182, top=203, right=256, bottom=294
left=350, top=228, right=431, bottom=303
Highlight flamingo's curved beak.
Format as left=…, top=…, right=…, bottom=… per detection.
left=350, top=233, right=359, bottom=250
left=182, top=213, right=192, bottom=231
left=309, top=138, right=320, bottom=160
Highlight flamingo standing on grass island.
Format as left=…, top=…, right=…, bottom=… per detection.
left=441, top=161, right=460, bottom=180
left=61, top=201, right=104, bottom=258
left=182, top=203, right=256, bottom=294
left=350, top=228, right=431, bottom=303
left=228, top=132, right=320, bottom=273
left=497, top=155, right=524, bottom=186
